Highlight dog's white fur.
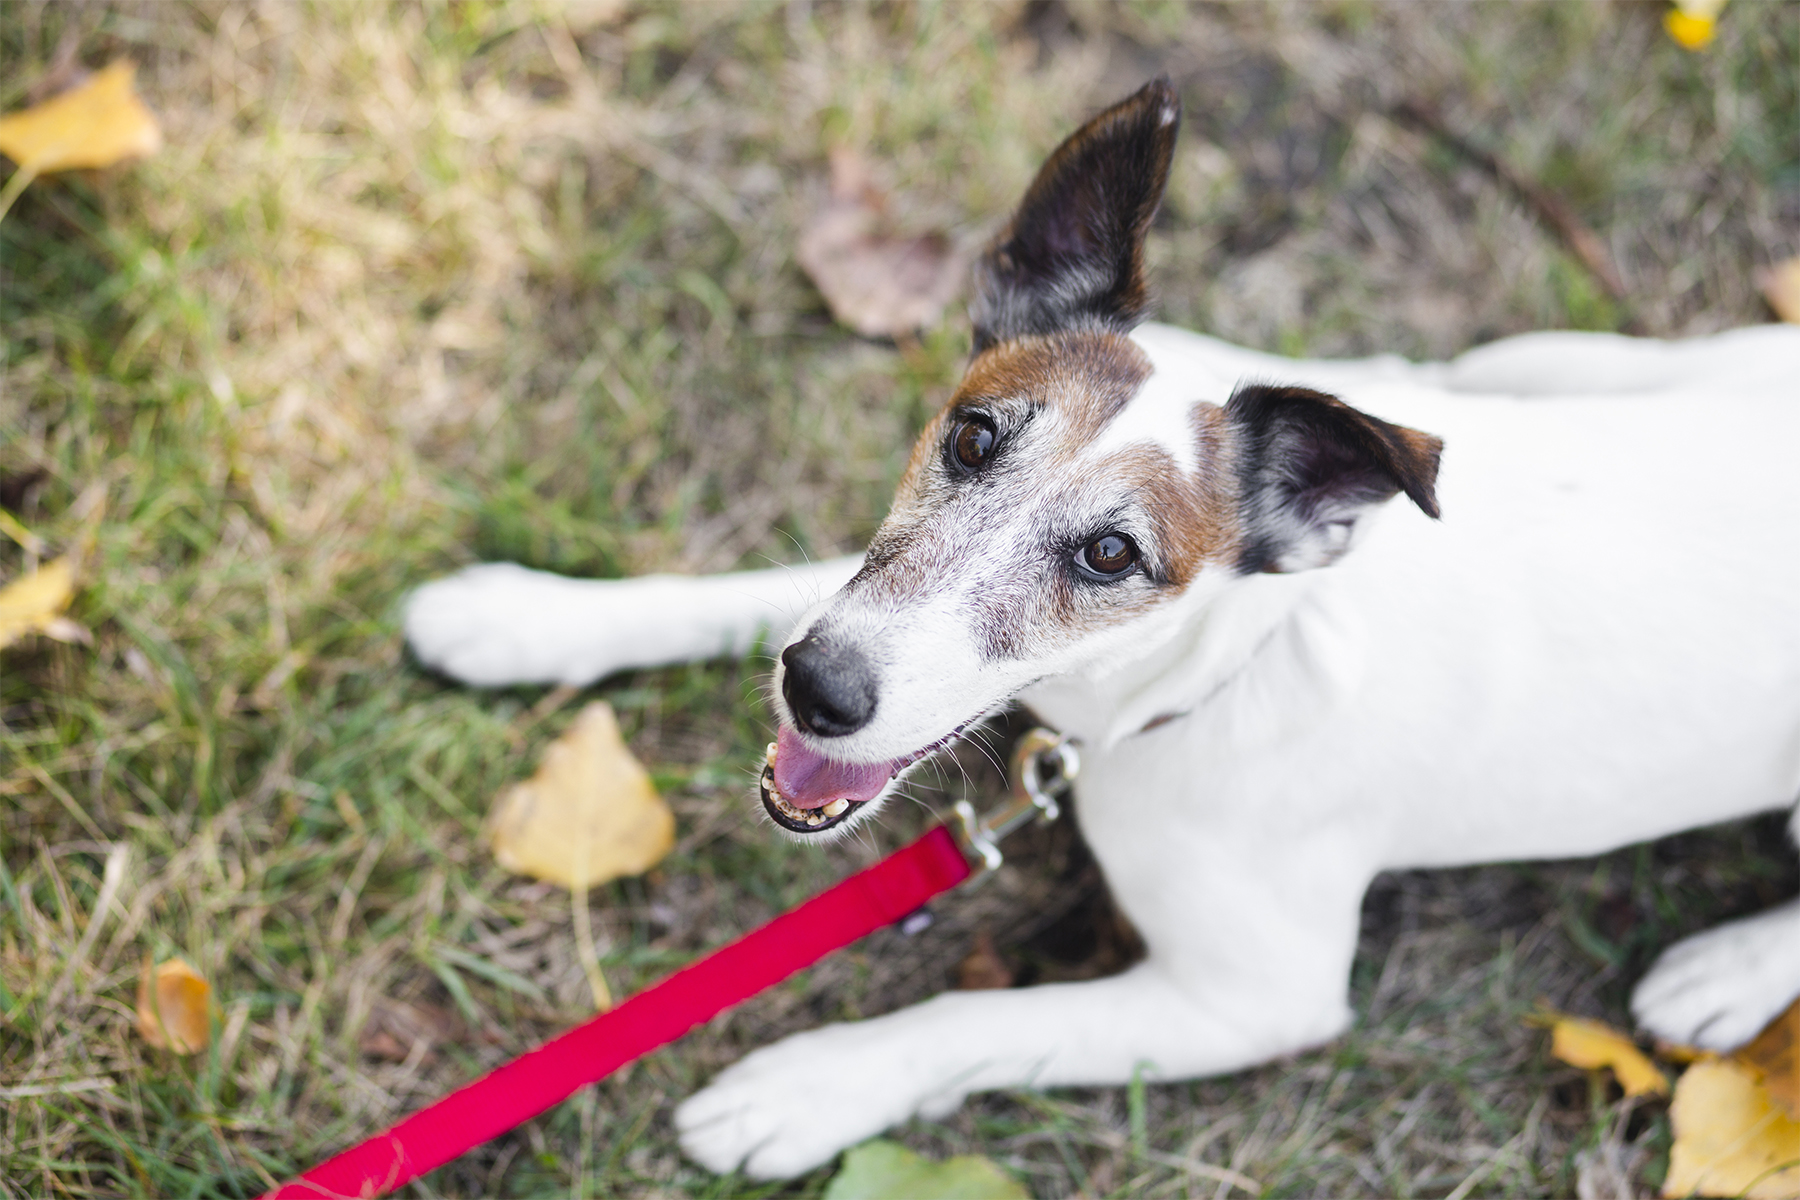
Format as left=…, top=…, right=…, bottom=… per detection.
left=404, top=90, right=1800, bottom=1180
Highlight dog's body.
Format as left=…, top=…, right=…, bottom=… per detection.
left=405, top=81, right=1800, bottom=1177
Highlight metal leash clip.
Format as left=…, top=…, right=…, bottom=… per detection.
left=952, top=727, right=1079, bottom=876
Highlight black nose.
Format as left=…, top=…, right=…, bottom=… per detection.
left=781, top=636, right=877, bottom=738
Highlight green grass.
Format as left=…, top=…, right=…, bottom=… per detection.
left=3, top=1, right=1797, bottom=1196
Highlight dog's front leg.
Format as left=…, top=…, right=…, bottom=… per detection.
left=675, top=844, right=1365, bottom=1180
left=670, top=968, right=1179, bottom=1177
left=403, top=555, right=862, bottom=686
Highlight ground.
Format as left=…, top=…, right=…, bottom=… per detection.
left=2, top=2, right=1797, bottom=1197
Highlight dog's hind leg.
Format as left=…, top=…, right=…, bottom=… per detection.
left=1632, top=803, right=1800, bottom=1051
left=403, top=555, right=862, bottom=686
left=1439, top=325, right=1800, bottom=397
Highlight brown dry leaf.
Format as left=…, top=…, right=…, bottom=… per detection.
left=487, top=701, right=674, bottom=888
left=1664, top=1056, right=1800, bottom=1199
left=795, top=148, right=965, bottom=339
left=0, top=556, right=89, bottom=650
left=1759, top=257, right=1800, bottom=325
left=0, top=60, right=162, bottom=174
left=135, top=956, right=210, bottom=1054
left=957, top=930, right=1015, bottom=991
left=1738, top=997, right=1800, bottom=1121
left=1549, top=1013, right=1670, bottom=1098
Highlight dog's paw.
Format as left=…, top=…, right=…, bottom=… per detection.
left=1632, top=899, right=1800, bottom=1051
left=403, top=563, right=617, bottom=686
left=675, top=1023, right=940, bottom=1179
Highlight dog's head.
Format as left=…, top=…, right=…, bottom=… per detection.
left=761, top=78, right=1442, bottom=836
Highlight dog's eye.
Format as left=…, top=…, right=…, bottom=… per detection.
left=950, top=416, right=997, bottom=472
left=1077, top=533, right=1139, bottom=579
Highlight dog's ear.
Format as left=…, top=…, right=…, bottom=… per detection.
left=1227, top=384, right=1443, bottom=573
left=969, top=77, right=1180, bottom=353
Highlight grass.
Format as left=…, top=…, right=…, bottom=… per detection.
left=2, top=1, right=1797, bottom=1196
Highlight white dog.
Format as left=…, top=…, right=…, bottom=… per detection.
left=405, top=80, right=1800, bottom=1178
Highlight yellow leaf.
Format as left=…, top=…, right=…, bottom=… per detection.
left=0, top=60, right=162, bottom=174
left=1759, top=258, right=1800, bottom=326
left=135, top=957, right=211, bottom=1054
left=1550, top=1014, right=1670, bottom=1098
left=0, top=556, right=78, bottom=651
left=487, top=701, right=674, bottom=889
left=1657, top=1038, right=1709, bottom=1065
left=1664, top=1057, right=1800, bottom=1199
left=1663, top=0, right=1720, bottom=49
left=1665, top=0, right=1728, bottom=50
left=1664, top=11, right=1717, bottom=49
left=1738, top=997, right=1800, bottom=1122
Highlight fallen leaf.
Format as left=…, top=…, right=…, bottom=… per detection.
left=135, top=956, right=210, bottom=1054
left=0, top=59, right=161, bottom=175
left=956, top=929, right=1014, bottom=991
left=1737, top=997, right=1800, bottom=1121
left=795, top=148, right=965, bottom=339
left=487, top=701, right=674, bottom=888
left=0, top=556, right=84, bottom=651
left=1665, top=0, right=1729, bottom=50
left=1759, top=257, right=1800, bottom=325
left=1549, top=1013, right=1669, bottom=1098
left=1664, top=1056, right=1800, bottom=1199
left=1656, top=1038, right=1709, bottom=1065
left=823, top=1139, right=1029, bottom=1200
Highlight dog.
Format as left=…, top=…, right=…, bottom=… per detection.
left=404, top=79, right=1800, bottom=1178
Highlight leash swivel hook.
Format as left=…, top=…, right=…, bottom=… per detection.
left=952, top=727, right=1079, bottom=876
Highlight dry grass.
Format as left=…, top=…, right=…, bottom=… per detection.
left=2, top=2, right=1797, bottom=1196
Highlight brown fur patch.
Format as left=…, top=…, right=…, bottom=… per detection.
left=859, top=330, right=1243, bottom=660
left=1129, top=440, right=1235, bottom=590
left=1027, top=440, right=1238, bottom=641
left=944, top=331, right=1152, bottom=444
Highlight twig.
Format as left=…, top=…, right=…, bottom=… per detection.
left=0, top=163, right=40, bottom=224
left=1393, top=97, right=1638, bottom=330
left=571, top=877, right=612, bottom=1012
left=571, top=834, right=612, bottom=1013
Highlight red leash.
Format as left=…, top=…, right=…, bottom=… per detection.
left=269, top=729, right=1077, bottom=1199
left=269, top=827, right=970, bottom=1198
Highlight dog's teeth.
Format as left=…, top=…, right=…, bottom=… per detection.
left=765, top=742, right=778, bottom=766
left=822, top=799, right=848, bottom=818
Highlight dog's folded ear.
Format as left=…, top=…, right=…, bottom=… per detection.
left=1227, top=384, right=1444, bottom=574
left=970, top=77, right=1180, bottom=353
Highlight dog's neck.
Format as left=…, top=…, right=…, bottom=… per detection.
left=1019, top=566, right=1368, bottom=752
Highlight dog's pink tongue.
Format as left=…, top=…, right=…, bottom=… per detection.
left=772, top=727, right=896, bottom=810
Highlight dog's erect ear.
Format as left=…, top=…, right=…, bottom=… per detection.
left=969, top=77, right=1180, bottom=353
left=1227, top=384, right=1443, bottom=574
